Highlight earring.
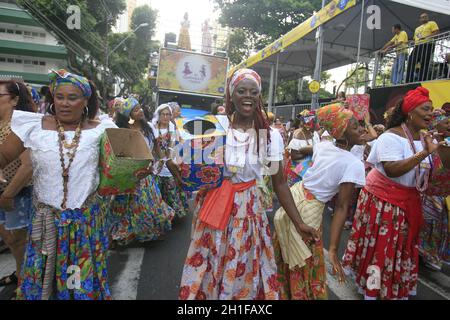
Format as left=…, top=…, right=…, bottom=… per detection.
left=84, top=106, right=89, bottom=116
left=49, top=104, right=55, bottom=114
left=128, top=118, right=135, bottom=125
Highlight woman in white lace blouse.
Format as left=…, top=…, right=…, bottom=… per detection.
left=0, top=70, right=117, bottom=300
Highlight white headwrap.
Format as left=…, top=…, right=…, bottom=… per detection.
left=152, top=103, right=173, bottom=126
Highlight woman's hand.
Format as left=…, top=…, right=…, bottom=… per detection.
left=329, top=249, right=346, bottom=284
left=295, top=222, right=320, bottom=243
left=423, top=131, right=446, bottom=155
left=0, top=196, right=14, bottom=211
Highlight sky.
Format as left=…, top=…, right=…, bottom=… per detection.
left=134, top=0, right=349, bottom=95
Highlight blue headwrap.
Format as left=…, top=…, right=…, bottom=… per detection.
left=29, top=87, right=40, bottom=104
left=120, top=97, right=140, bottom=117
left=48, top=69, right=92, bottom=98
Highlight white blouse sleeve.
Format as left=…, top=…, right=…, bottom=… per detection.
left=373, top=133, right=405, bottom=162
left=11, top=111, right=44, bottom=149
left=267, top=128, right=284, bottom=162
left=339, top=158, right=366, bottom=187
left=98, top=116, right=117, bottom=131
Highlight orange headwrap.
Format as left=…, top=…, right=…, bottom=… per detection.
left=317, top=104, right=354, bottom=139
left=402, top=87, right=431, bottom=114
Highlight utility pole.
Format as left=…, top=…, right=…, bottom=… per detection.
left=103, top=14, right=112, bottom=106
left=311, top=0, right=326, bottom=110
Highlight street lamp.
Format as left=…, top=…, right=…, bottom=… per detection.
left=104, top=23, right=150, bottom=99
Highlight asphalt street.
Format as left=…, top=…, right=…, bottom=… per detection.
left=1, top=199, right=449, bottom=300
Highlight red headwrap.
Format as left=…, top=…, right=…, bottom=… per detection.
left=402, top=87, right=431, bottom=114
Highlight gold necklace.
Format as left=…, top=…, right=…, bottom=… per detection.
left=57, top=120, right=82, bottom=150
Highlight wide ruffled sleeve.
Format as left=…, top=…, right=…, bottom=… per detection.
left=11, top=111, right=45, bottom=149
left=97, top=116, right=117, bottom=132
left=267, top=128, right=285, bottom=162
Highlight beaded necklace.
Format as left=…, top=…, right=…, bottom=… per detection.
left=56, top=119, right=82, bottom=209
left=401, top=123, right=432, bottom=193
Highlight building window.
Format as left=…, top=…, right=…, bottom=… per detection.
left=24, top=31, right=31, bottom=36
left=15, top=59, right=23, bottom=64
left=33, top=61, right=39, bottom=65
left=39, top=61, right=46, bottom=66
left=32, top=32, right=39, bottom=37
left=0, top=28, right=6, bottom=33
left=39, top=33, right=46, bottom=38
left=15, top=30, right=23, bottom=35
left=7, top=58, right=14, bottom=63
left=24, top=60, right=31, bottom=65
left=7, top=29, right=14, bottom=34
left=0, top=57, right=5, bottom=62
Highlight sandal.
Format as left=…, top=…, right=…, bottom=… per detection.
left=0, top=271, right=18, bottom=287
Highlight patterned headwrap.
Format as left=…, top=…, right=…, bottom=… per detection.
left=402, top=87, right=432, bottom=114
left=317, top=104, right=354, bottom=139
left=119, top=97, right=139, bottom=117
left=431, top=109, right=448, bottom=129
left=108, top=97, right=124, bottom=113
left=48, top=69, right=92, bottom=98
left=303, top=110, right=318, bottom=130
left=228, top=68, right=262, bottom=96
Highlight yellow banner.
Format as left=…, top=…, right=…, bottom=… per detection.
left=157, top=49, right=228, bottom=97
left=228, top=0, right=357, bottom=77
left=421, top=80, right=450, bottom=109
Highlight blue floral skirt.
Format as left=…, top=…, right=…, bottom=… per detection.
left=109, top=175, right=175, bottom=245
left=16, top=194, right=112, bottom=300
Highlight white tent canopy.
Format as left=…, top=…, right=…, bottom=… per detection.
left=391, top=0, right=450, bottom=14
left=241, top=0, right=450, bottom=84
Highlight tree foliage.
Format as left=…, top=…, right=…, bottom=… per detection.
left=276, top=71, right=335, bottom=104
left=16, top=1, right=159, bottom=99
left=17, top=0, right=125, bottom=96
left=226, top=29, right=252, bottom=65
left=108, top=5, right=159, bottom=97
left=214, top=0, right=323, bottom=52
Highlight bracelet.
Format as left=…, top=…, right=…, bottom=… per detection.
left=413, top=150, right=428, bottom=162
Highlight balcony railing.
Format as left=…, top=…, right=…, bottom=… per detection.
left=373, top=30, right=450, bottom=87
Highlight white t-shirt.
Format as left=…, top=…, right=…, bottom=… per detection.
left=303, top=141, right=366, bottom=203
left=11, top=110, right=117, bottom=210
left=150, top=122, right=177, bottom=177
left=367, top=132, right=431, bottom=187
left=220, top=118, right=284, bottom=183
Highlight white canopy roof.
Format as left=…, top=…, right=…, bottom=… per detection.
left=233, top=0, right=450, bottom=84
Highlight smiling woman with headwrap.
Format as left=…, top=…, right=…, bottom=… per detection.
left=0, top=69, right=118, bottom=300
left=342, top=87, right=447, bottom=300
left=179, top=68, right=318, bottom=300
left=273, top=104, right=366, bottom=300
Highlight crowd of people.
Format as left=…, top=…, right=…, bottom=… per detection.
left=0, top=66, right=448, bottom=301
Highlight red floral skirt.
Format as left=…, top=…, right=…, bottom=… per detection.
left=342, top=188, right=419, bottom=300
left=179, top=186, right=280, bottom=300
